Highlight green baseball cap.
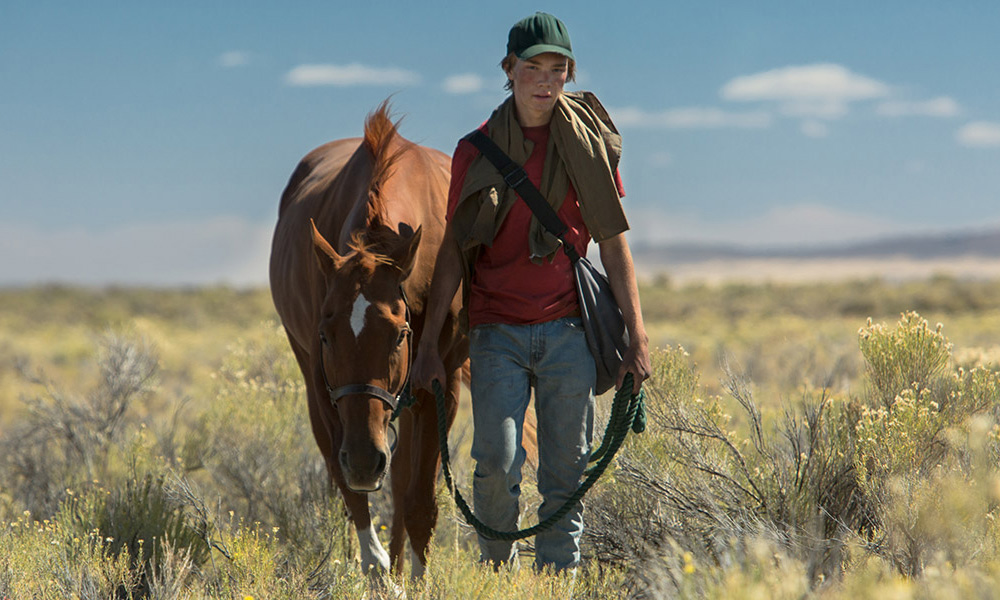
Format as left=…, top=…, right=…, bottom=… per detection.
left=507, top=12, right=574, bottom=61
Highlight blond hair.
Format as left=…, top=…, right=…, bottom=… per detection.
left=500, top=52, right=576, bottom=91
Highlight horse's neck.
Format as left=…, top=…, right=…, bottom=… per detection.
left=335, top=201, right=372, bottom=252
left=315, top=145, right=378, bottom=254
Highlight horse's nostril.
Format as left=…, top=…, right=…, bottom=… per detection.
left=376, top=450, right=388, bottom=475
left=339, top=450, right=349, bottom=466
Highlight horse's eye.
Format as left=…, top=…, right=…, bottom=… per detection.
left=396, top=328, right=409, bottom=347
left=319, top=331, right=330, bottom=346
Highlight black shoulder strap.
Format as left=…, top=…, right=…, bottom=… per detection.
left=463, top=129, right=581, bottom=263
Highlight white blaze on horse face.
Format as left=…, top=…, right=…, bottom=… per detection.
left=350, top=293, right=371, bottom=339
left=356, top=525, right=391, bottom=574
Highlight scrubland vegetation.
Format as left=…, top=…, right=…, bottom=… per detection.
left=3, top=277, right=1000, bottom=598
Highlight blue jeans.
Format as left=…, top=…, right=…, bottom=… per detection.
left=468, top=317, right=596, bottom=571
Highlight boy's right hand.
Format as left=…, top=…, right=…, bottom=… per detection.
left=410, top=343, right=446, bottom=394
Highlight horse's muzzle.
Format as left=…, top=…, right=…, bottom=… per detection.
left=339, top=444, right=390, bottom=492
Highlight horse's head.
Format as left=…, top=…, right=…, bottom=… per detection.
left=310, top=219, right=421, bottom=492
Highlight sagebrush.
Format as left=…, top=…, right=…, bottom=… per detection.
left=2, top=284, right=1000, bottom=598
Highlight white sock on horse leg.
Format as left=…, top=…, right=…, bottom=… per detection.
left=410, top=545, right=425, bottom=579
left=356, top=525, right=391, bottom=574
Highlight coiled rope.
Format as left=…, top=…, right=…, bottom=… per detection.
left=433, top=373, right=646, bottom=541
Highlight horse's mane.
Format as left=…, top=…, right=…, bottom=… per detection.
left=363, top=100, right=411, bottom=227
left=345, top=230, right=395, bottom=271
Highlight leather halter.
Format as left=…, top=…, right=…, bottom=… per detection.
left=318, top=286, right=413, bottom=416
left=325, top=382, right=401, bottom=411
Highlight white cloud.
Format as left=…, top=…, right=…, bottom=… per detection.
left=876, top=96, right=960, bottom=118
left=956, top=121, right=1000, bottom=147
left=627, top=203, right=922, bottom=248
left=611, top=106, right=772, bottom=129
left=443, top=73, right=484, bottom=94
left=721, top=63, right=890, bottom=103
left=218, top=51, right=250, bottom=68
left=800, top=120, right=829, bottom=138
left=285, top=63, right=420, bottom=87
left=0, top=217, right=273, bottom=286
left=780, top=100, right=848, bottom=119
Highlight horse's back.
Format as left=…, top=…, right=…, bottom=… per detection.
left=277, top=138, right=363, bottom=218
left=270, top=137, right=365, bottom=344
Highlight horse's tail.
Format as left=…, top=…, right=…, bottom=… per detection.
left=277, top=158, right=313, bottom=218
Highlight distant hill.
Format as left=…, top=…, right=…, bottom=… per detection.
left=633, top=228, right=1000, bottom=265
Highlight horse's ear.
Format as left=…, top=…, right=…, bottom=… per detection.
left=390, top=225, right=422, bottom=279
left=311, top=219, right=344, bottom=278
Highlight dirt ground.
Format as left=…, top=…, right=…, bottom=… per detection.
left=639, top=255, right=1000, bottom=285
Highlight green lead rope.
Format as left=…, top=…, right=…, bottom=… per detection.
left=434, top=373, right=646, bottom=541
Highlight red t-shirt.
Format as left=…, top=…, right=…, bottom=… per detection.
left=447, top=123, right=625, bottom=326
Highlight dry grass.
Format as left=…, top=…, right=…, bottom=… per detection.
left=2, top=282, right=1000, bottom=598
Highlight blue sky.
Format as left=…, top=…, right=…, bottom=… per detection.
left=2, top=1, right=998, bottom=285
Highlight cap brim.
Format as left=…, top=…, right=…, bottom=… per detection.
left=517, top=44, right=574, bottom=61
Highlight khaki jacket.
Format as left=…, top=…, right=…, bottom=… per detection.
left=448, top=92, right=630, bottom=331
left=450, top=91, right=629, bottom=265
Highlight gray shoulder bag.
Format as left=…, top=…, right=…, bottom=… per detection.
left=463, top=129, right=629, bottom=394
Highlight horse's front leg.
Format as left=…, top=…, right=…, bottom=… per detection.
left=341, top=489, right=390, bottom=574
left=327, top=423, right=391, bottom=575
left=388, top=408, right=414, bottom=573
left=310, top=393, right=388, bottom=577
left=403, top=367, right=460, bottom=578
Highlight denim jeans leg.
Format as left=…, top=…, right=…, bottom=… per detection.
left=469, top=323, right=532, bottom=566
left=532, top=317, right=595, bottom=572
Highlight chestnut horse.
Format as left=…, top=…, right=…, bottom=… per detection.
left=269, top=103, right=466, bottom=577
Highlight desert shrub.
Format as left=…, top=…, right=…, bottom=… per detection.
left=586, top=347, right=866, bottom=595
left=198, top=521, right=323, bottom=600
left=873, top=422, right=1000, bottom=579
left=854, top=387, right=945, bottom=498
left=9, top=286, right=1000, bottom=597
left=193, top=322, right=356, bottom=573
left=145, top=539, right=197, bottom=600
left=0, top=327, right=243, bottom=597
left=56, top=471, right=212, bottom=597
left=0, top=329, right=159, bottom=518
left=853, top=313, right=1000, bottom=576
left=858, top=312, right=952, bottom=410
left=637, top=536, right=811, bottom=600
left=853, top=313, right=1000, bottom=499
left=0, top=509, right=138, bottom=600
left=586, top=311, right=1000, bottom=596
